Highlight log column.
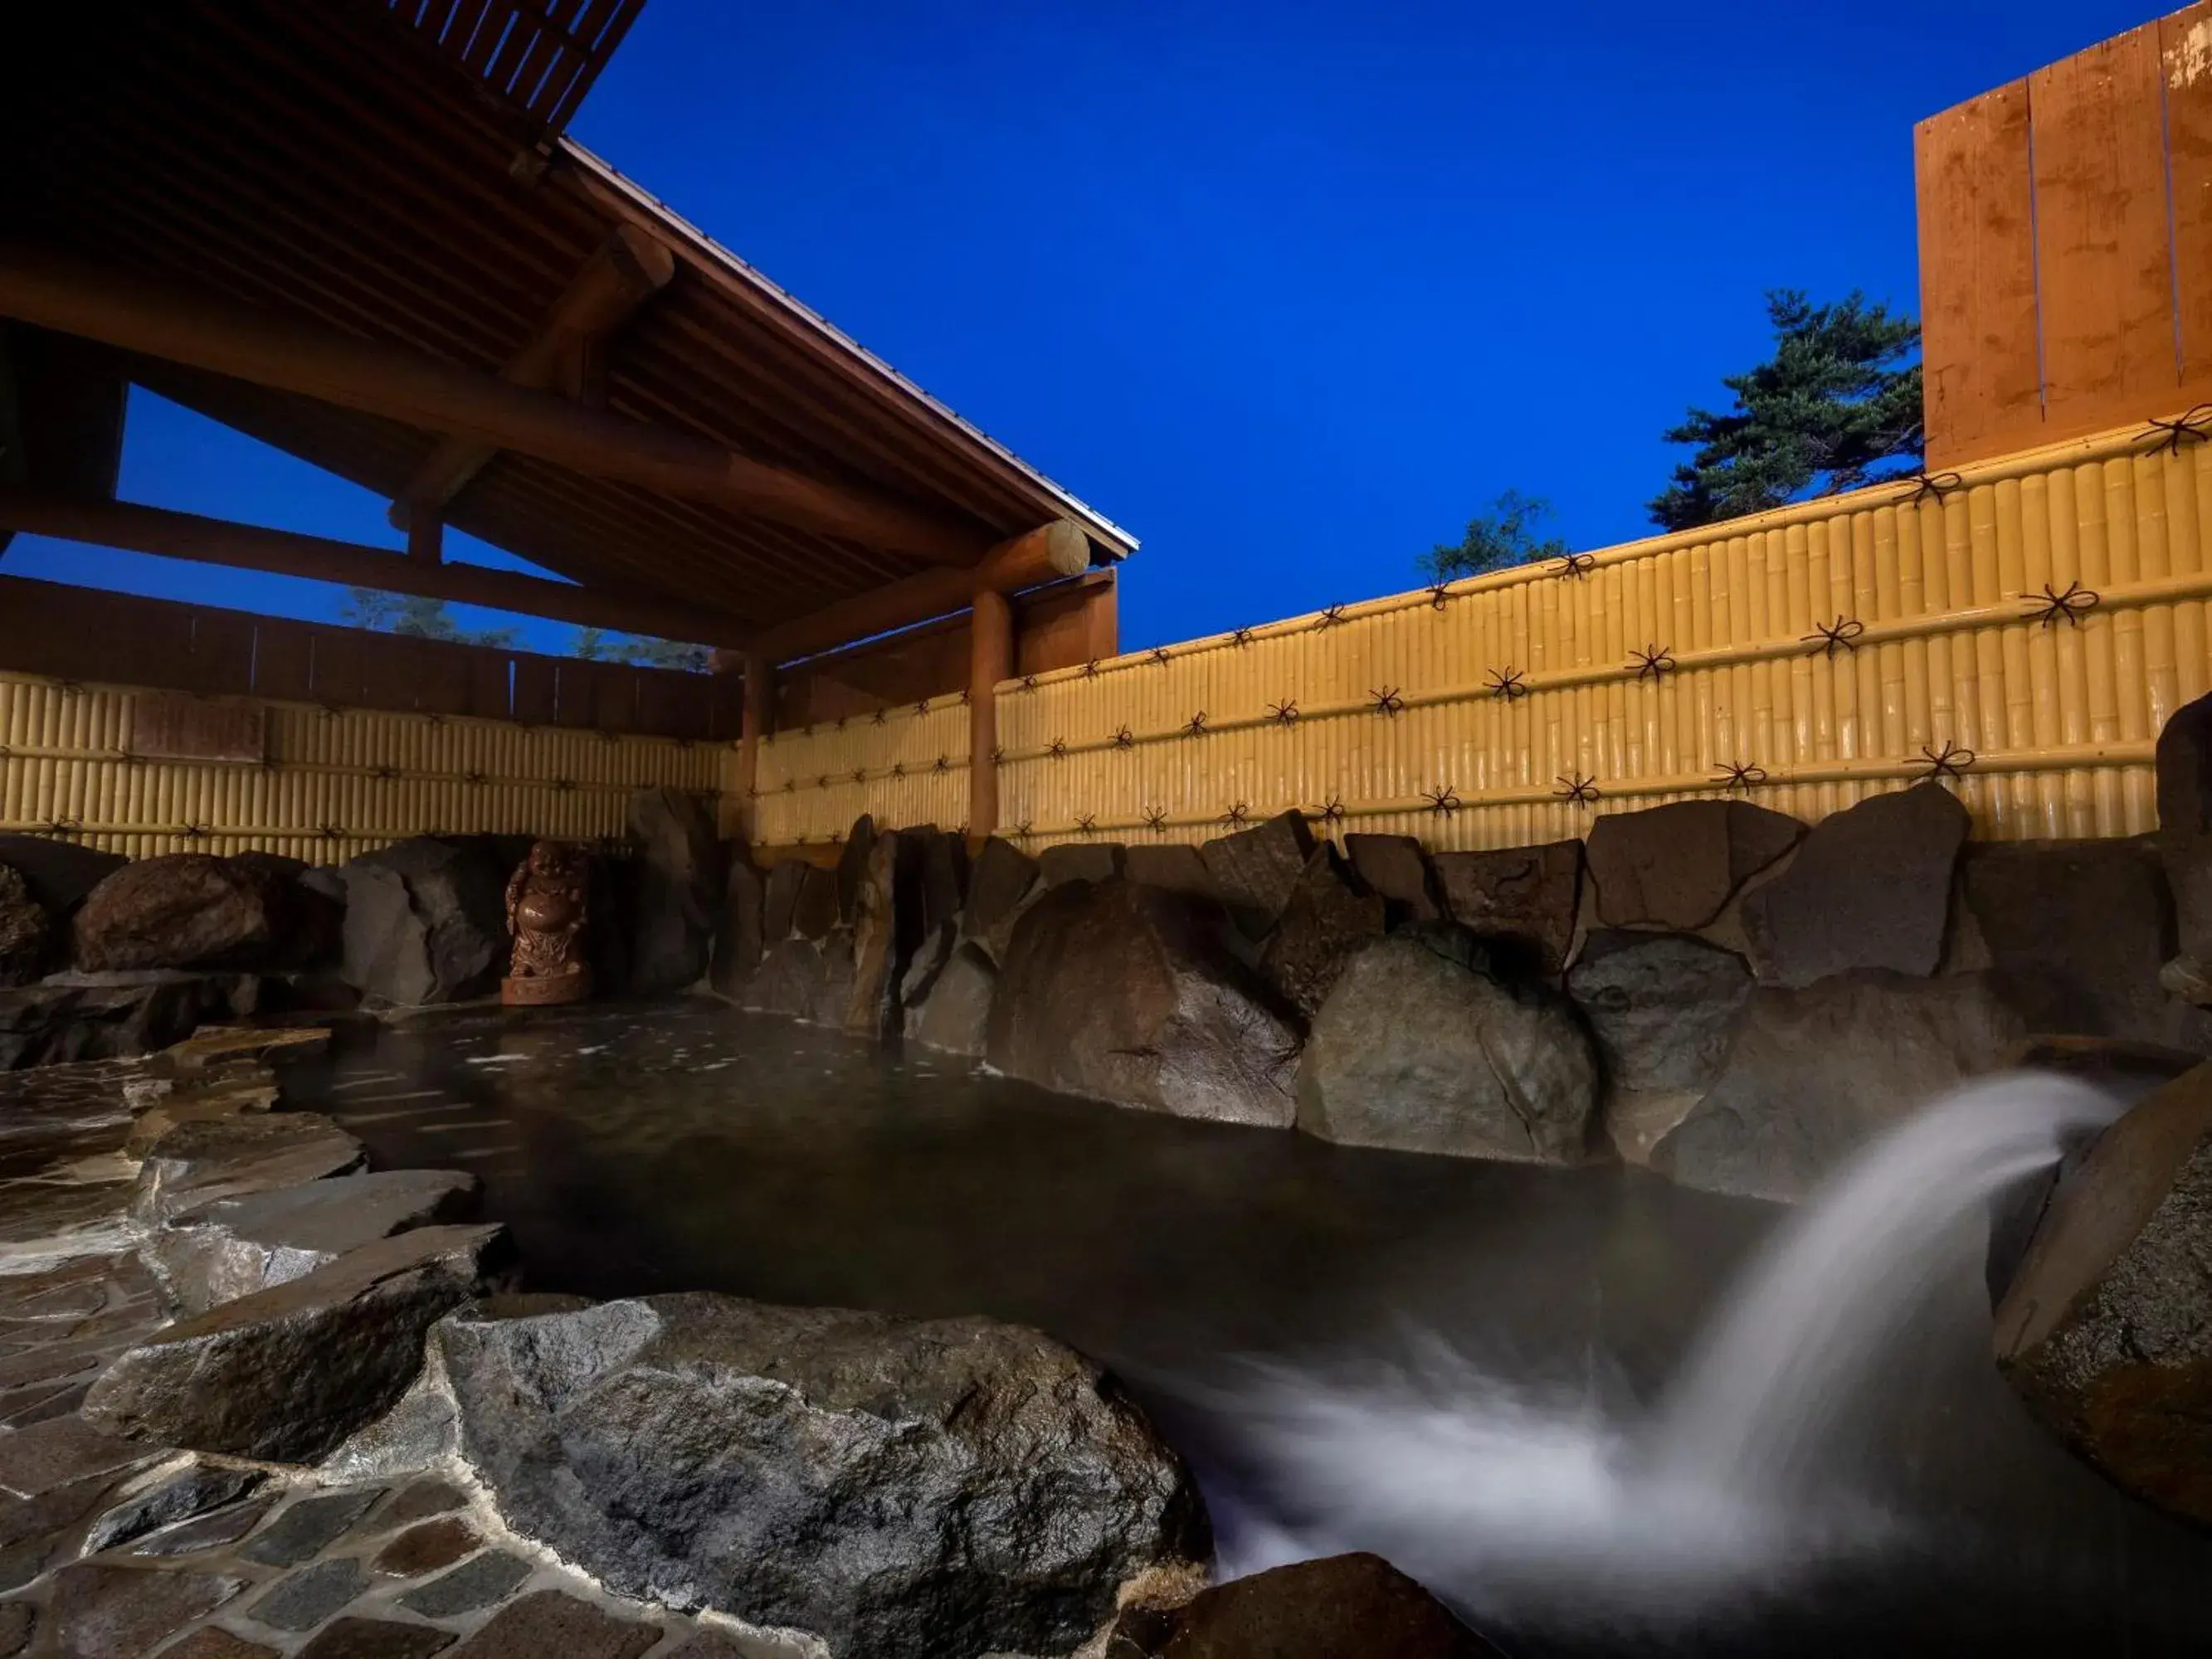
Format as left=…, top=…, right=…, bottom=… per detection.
left=968, top=588, right=1013, bottom=844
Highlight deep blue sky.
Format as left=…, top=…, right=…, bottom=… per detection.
left=7, top=1, right=2155, bottom=653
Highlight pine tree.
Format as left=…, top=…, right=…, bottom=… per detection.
left=1419, top=490, right=1569, bottom=580
left=1649, top=290, right=1922, bottom=532
left=338, top=588, right=520, bottom=649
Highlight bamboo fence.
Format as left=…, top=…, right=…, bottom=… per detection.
left=738, top=411, right=2212, bottom=852
left=0, top=674, right=720, bottom=862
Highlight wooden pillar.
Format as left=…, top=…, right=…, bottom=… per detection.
left=738, top=649, right=772, bottom=845
left=968, top=588, right=1012, bottom=843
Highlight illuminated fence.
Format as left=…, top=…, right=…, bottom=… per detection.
left=740, top=415, right=2212, bottom=852
left=0, top=675, right=720, bottom=863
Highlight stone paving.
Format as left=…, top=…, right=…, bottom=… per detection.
left=0, top=1031, right=792, bottom=1659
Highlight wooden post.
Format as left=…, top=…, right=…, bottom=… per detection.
left=969, top=588, right=1012, bottom=844
left=738, top=649, right=772, bottom=846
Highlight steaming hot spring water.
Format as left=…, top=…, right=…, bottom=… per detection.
left=297, top=1003, right=2212, bottom=1654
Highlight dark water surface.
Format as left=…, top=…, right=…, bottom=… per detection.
left=293, top=1000, right=2212, bottom=1657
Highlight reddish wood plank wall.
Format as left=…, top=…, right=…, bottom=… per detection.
left=0, top=575, right=737, bottom=740
left=1918, top=4, right=2212, bottom=466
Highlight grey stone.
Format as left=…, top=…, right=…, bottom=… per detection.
left=82, top=1224, right=509, bottom=1462
left=44, top=1561, right=243, bottom=1659
left=1039, top=843, right=1124, bottom=886
left=834, top=815, right=876, bottom=924
left=343, top=839, right=508, bottom=1005
left=1994, top=1061, right=2212, bottom=1526
left=1257, top=849, right=1386, bottom=1020
left=1296, top=927, right=1601, bottom=1164
left=1343, top=833, right=1440, bottom=922
left=2158, top=687, right=2212, bottom=964
left=297, top=1619, right=454, bottom=1658
left=148, top=1629, right=279, bottom=1659
left=1107, top=1550, right=1499, bottom=1657
left=1741, top=783, right=1968, bottom=986
left=709, top=859, right=764, bottom=1000
left=149, top=1169, right=482, bottom=1315
left=988, top=879, right=1300, bottom=1127
left=0, top=835, right=124, bottom=916
left=446, top=1591, right=658, bottom=1659
left=846, top=830, right=916, bottom=1039
left=1963, top=839, right=2205, bottom=1048
left=132, top=1493, right=275, bottom=1557
left=0, top=975, right=257, bottom=1071
left=1568, top=932, right=1752, bottom=1095
left=70, top=854, right=284, bottom=972
left=397, top=1550, right=532, bottom=1617
left=369, top=1479, right=467, bottom=1530
left=916, top=829, right=967, bottom=935
left=1200, top=810, right=1316, bottom=935
left=0, top=1413, right=158, bottom=1499
left=0, top=1603, right=29, bottom=1659
left=431, top=1293, right=1207, bottom=1659
left=897, top=922, right=957, bottom=1012
left=906, top=943, right=996, bottom=1058
left=1432, top=839, right=1583, bottom=977
left=808, top=930, right=856, bottom=1029
left=82, top=1461, right=263, bottom=1554
left=370, top=1515, right=479, bottom=1577
left=1586, top=800, right=1805, bottom=931
left=962, top=838, right=1039, bottom=947
left=791, top=866, right=839, bottom=942
left=0, top=867, right=48, bottom=989
left=242, top=1488, right=388, bottom=1565
left=760, top=862, right=806, bottom=944
left=251, top=1556, right=368, bottom=1631
left=1653, top=969, right=2026, bottom=1201
left=627, top=789, right=724, bottom=997
left=131, top=1112, right=368, bottom=1226
left=737, top=940, right=827, bottom=1019
left=1123, top=844, right=1220, bottom=902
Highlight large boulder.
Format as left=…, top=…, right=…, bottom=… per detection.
left=1962, top=839, right=2205, bottom=1049
left=226, top=852, right=343, bottom=967
left=1653, top=969, right=2026, bottom=1201
left=340, top=838, right=507, bottom=1005
left=1106, top=1552, right=1499, bottom=1658
left=1296, top=927, right=1601, bottom=1163
left=988, top=879, right=1300, bottom=1127
left=962, top=836, right=1040, bottom=961
left=915, top=827, right=967, bottom=936
left=1200, top=811, right=1317, bottom=936
left=146, top=1168, right=481, bottom=1315
left=906, top=943, right=996, bottom=1058
left=71, top=855, right=285, bottom=971
left=1258, top=848, right=1386, bottom=1020
left=847, top=830, right=919, bottom=1039
left=1585, top=800, right=1804, bottom=931
left=739, top=939, right=831, bottom=1019
left=792, top=864, right=840, bottom=941
left=0, top=833, right=124, bottom=914
left=1432, top=839, right=1583, bottom=977
left=0, top=971, right=260, bottom=1070
left=0, top=863, right=50, bottom=985
left=1343, top=833, right=1441, bottom=922
left=81, top=1224, right=509, bottom=1462
left=430, top=1293, right=1209, bottom=1659
left=1993, top=1061, right=2212, bottom=1527
left=1741, top=783, right=1968, bottom=986
left=1123, top=844, right=1220, bottom=903
left=1567, top=932, right=1754, bottom=1161
left=708, top=857, right=763, bottom=998
left=835, top=813, right=876, bottom=924
left=762, top=859, right=808, bottom=944
left=627, top=789, right=724, bottom=995
left=131, top=1111, right=368, bottom=1224
left=2157, top=688, right=2212, bottom=971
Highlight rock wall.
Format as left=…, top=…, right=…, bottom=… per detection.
left=727, top=689, right=2212, bottom=1204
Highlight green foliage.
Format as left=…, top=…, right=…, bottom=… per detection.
left=338, top=588, right=519, bottom=649
left=1649, top=289, right=1923, bottom=532
left=572, top=626, right=709, bottom=673
left=1418, top=490, right=1569, bottom=581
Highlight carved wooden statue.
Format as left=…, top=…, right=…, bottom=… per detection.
left=501, top=839, right=592, bottom=1005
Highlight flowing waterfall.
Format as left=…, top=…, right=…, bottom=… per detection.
left=1200, top=1073, right=2123, bottom=1630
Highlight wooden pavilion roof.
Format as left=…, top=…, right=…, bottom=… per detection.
left=1, top=0, right=1133, bottom=645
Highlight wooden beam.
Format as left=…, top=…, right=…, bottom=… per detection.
left=0, top=491, right=752, bottom=647
left=752, top=518, right=1090, bottom=666
left=0, top=246, right=987, bottom=565
left=391, top=226, right=673, bottom=529
left=969, top=588, right=1011, bottom=843
left=407, top=513, right=443, bottom=564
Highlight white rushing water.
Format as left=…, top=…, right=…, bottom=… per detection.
left=1202, top=1073, right=2124, bottom=1632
